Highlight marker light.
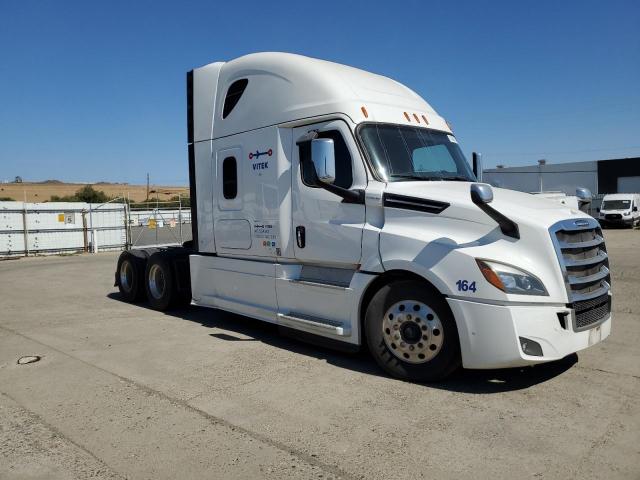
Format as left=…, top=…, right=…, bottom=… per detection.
left=421, top=115, right=429, bottom=124
left=404, top=112, right=411, bottom=121
left=413, top=113, right=420, bottom=123
left=361, top=106, right=368, bottom=118
left=476, top=260, right=548, bottom=296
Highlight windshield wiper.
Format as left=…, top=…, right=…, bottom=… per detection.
left=440, top=175, right=472, bottom=182
left=389, top=174, right=445, bottom=181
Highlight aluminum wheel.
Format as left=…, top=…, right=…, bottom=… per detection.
left=382, top=300, right=444, bottom=364
left=148, top=263, right=166, bottom=300
left=119, top=259, right=134, bottom=293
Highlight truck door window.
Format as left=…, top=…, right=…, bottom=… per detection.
left=299, top=130, right=353, bottom=189
left=222, top=157, right=238, bottom=199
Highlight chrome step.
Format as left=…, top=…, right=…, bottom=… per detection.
left=277, top=312, right=351, bottom=336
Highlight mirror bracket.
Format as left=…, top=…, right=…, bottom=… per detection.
left=470, top=184, right=520, bottom=239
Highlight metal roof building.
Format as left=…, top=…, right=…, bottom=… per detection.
left=483, top=157, right=640, bottom=195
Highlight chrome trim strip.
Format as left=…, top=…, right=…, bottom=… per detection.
left=567, top=266, right=610, bottom=286
left=563, top=251, right=608, bottom=268
left=287, top=279, right=350, bottom=290
left=569, top=283, right=611, bottom=302
left=558, top=235, right=604, bottom=249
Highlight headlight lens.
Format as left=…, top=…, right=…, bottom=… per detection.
left=476, top=259, right=548, bottom=296
left=624, top=211, right=631, bottom=216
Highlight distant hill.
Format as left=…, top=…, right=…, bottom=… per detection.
left=0, top=182, right=188, bottom=203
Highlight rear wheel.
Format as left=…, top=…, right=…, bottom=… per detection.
left=365, top=280, right=460, bottom=382
left=145, top=253, right=176, bottom=311
left=116, top=251, right=145, bottom=302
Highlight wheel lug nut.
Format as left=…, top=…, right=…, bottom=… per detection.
left=406, top=314, right=412, bottom=320
left=400, top=342, right=406, bottom=348
left=393, top=324, right=399, bottom=330
left=409, top=345, right=414, bottom=351
left=395, top=333, right=400, bottom=340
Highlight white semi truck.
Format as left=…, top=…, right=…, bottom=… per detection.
left=115, top=53, right=612, bottom=381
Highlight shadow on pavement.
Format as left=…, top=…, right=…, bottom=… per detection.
left=108, top=292, right=579, bottom=394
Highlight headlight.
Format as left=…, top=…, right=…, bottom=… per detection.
left=624, top=212, right=631, bottom=216
left=476, top=259, right=548, bottom=296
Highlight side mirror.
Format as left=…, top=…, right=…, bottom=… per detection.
left=576, top=188, right=592, bottom=204
left=311, top=138, right=336, bottom=185
left=634, top=206, right=638, bottom=212
left=596, top=208, right=600, bottom=212
left=470, top=183, right=493, bottom=205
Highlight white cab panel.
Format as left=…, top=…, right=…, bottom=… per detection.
left=194, top=140, right=216, bottom=253
left=190, top=255, right=276, bottom=322
left=212, top=127, right=285, bottom=259
left=215, top=219, right=251, bottom=249
left=290, top=120, right=366, bottom=267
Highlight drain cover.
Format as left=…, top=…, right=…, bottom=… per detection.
left=17, top=355, right=41, bottom=365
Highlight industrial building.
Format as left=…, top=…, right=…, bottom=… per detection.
left=483, top=157, right=640, bottom=196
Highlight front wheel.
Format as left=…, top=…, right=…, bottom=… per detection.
left=365, top=280, right=461, bottom=382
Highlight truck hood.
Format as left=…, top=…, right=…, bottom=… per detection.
left=384, top=181, right=589, bottom=229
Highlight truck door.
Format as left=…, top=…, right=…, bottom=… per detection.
left=291, top=120, right=365, bottom=267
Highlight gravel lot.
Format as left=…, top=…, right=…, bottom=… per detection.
left=0, top=229, right=638, bottom=479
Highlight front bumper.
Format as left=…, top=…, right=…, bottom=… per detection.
left=600, top=217, right=633, bottom=225
left=447, top=298, right=611, bottom=369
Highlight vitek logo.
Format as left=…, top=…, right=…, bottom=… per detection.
left=250, top=148, right=273, bottom=172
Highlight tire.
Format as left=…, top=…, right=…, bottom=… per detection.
left=365, top=280, right=461, bottom=382
left=116, top=251, right=146, bottom=302
left=144, top=252, right=177, bottom=311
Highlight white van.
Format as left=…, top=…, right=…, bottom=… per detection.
left=115, top=53, right=612, bottom=381
left=598, top=193, right=640, bottom=228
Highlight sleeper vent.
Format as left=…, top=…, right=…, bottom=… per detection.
left=222, top=79, right=248, bottom=119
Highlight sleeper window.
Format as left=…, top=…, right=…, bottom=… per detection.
left=222, top=157, right=238, bottom=199
left=299, top=130, right=353, bottom=189
left=222, top=79, right=248, bottom=119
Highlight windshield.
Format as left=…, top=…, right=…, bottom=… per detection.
left=358, top=124, right=476, bottom=182
left=602, top=199, right=631, bottom=210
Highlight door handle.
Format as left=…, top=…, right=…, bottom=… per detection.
left=296, top=226, right=306, bottom=248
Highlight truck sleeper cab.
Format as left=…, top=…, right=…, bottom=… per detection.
left=115, top=53, right=612, bottom=381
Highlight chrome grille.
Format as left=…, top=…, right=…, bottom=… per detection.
left=550, top=218, right=612, bottom=331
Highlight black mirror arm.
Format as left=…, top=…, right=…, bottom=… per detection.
left=471, top=196, right=520, bottom=239
left=319, top=182, right=364, bottom=204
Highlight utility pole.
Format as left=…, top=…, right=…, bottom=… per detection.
left=538, top=159, right=546, bottom=192
left=146, top=173, right=150, bottom=201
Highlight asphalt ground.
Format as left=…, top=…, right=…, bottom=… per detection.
left=0, top=229, right=638, bottom=479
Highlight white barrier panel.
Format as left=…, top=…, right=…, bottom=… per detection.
left=0, top=201, right=127, bottom=257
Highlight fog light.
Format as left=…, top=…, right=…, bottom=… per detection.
left=519, top=337, right=543, bottom=356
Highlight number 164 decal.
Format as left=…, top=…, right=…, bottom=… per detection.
left=456, top=280, right=476, bottom=293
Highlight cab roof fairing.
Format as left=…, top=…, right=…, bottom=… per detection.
left=190, top=52, right=451, bottom=143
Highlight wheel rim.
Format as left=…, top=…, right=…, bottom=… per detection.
left=382, top=300, right=444, bottom=364
left=120, top=260, right=134, bottom=293
left=148, top=264, right=166, bottom=300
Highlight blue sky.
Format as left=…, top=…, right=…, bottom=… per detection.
left=1, top=0, right=638, bottom=185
